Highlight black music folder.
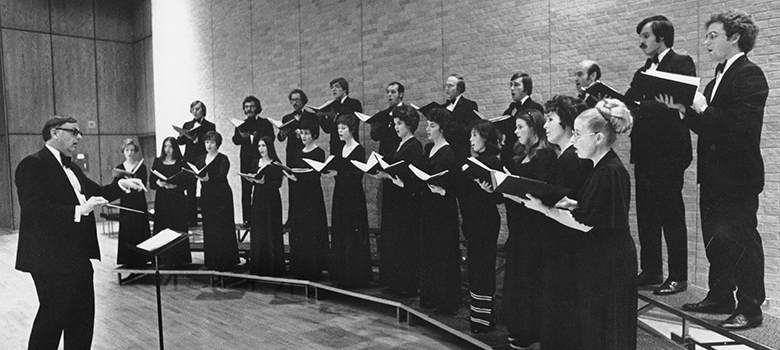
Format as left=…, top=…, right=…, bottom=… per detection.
left=639, top=70, right=700, bottom=106
left=493, top=172, right=571, bottom=206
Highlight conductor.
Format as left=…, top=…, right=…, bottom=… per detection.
left=15, top=115, right=146, bottom=349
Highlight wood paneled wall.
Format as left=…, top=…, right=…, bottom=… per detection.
left=0, top=0, right=154, bottom=229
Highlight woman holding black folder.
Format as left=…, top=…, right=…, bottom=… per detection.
left=149, top=136, right=192, bottom=268
left=372, top=105, right=424, bottom=298
left=287, top=119, right=329, bottom=281
left=245, top=136, right=285, bottom=276
left=521, top=99, right=637, bottom=349
left=461, top=120, right=503, bottom=333
left=196, top=131, right=239, bottom=271
left=413, top=108, right=461, bottom=315
left=328, top=114, right=372, bottom=288
left=500, top=109, right=556, bottom=349
left=537, top=95, right=592, bottom=347
left=114, top=138, right=152, bottom=268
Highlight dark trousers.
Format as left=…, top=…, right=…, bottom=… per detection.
left=701, top=186, right=765, bottom=314
left=185, top=181, right=198, bottom=226
left=635, top=171, right=688, bottom=280
left=240, top=177, right=253, bottom=225
left=29, top=271, right=95, bottom=350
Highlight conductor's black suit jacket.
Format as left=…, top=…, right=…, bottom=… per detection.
left=15, top=147, right=124, bottom=273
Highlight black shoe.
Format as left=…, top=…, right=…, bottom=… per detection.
left=654, top=279, right=687, bottom=295
left=682, top=298, right=736, bottom=314
left=637, top=272, right=663, bottom=286
left=719, top=312, right=763, bottom=330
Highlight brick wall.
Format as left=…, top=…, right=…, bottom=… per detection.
left=152, top=0, right=780, bottom=310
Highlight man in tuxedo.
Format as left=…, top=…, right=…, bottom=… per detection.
left=15, top=116, right=145, bottom=349
left=176, top=100, right=216, bottom=226
left=574, top=60, right=601, bottom=108
left=625, top=15, right=695, bottom=296
left=369, top=81, right=405, bottom=158
left=232, top=96, right=274, bottom=228
left=277, top=89, right=318, bottom=164
left=675, top=10, right=768, bottom=330
left=496, top=72, right=544, bottom=166
left=443, top=74, right=479, bottom=162
left=317, top=77, right=363, bottom=154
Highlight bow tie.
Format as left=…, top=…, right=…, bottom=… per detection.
left=651, top=54, right=659, bottom=64
left=446, top=99, right=455, bottom=105
left=61, top=154, right=72, bottom=168
left=715, top=62, right=726, bottom=75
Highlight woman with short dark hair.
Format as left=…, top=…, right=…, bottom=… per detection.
left=197, top=131, right=239, bottom=271
left=328, top=114, right=372, bottom=288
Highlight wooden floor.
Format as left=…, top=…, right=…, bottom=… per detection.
left=0, top=229, right=468, bottom=350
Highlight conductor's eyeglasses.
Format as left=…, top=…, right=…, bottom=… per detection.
left=56, top=128, right=82, bottom=137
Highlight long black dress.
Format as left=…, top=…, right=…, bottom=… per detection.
left=149, top=158, right=192, bottom=267
left=329, top=144, right=373, bottom=288
left=460, top=151, right=503, bottom=331
left=571, top=149, right=637, bottom=350
left=501, top=147, right=556, bottom=346
left=197, top=153, right=239, bottom=270
left=249, top=161, right=285, bottom=276
left=114, top=162, right=151, bottom=267
left=540, top=144, right=592, bottom=348
left=288, top=146, right=329, bottom=281
left=415, top=143, right=461, bottom=313
left=378, top=137, right=424, bottom=296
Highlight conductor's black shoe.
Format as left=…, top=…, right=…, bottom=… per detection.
left=654, top=279, right=687, bottom=295
left=682, top=298, right=735, bottom=314
left=637, top=272, right=663, bottom=286
left=720, top=312, right=763, bottom=330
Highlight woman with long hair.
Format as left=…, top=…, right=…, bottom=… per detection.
left=501, top=109, right=557, bottom=349
left=461, top=120, right=503, bottom=333
left=246, top=136, right=285, bottom=276
left=149, top=136, right=192, bottom=267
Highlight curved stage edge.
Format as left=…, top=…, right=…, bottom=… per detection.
left=114, top=267, right=493, bottom=350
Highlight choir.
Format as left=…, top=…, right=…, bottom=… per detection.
left=105, top=8, right=769, bottom=350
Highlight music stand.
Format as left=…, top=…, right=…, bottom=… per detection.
left=130, top=229, right=190, bottom=350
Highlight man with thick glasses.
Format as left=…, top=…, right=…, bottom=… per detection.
left=15, top=115, right=146, bottom=349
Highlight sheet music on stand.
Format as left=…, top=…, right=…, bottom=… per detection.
left=128, top=228, right=190, bottom=350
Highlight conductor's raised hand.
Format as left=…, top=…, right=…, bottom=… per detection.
left=118, top=178, right=146, bottom=192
